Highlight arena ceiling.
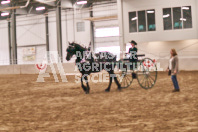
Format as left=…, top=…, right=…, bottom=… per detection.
left=0, top=0, right=116, bottom=18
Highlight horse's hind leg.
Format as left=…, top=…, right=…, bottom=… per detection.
left=81, top=76, right=87, bottom=93
left=105, top=72, right=113, bottom=92
left=84, top=76, right=90, bottom=94
left=110, top=71, right=121, bottom=90
left=113, top=74, right=121, bottom=90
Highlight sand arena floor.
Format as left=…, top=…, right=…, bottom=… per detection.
left=0, top=71, right=198, bottom=132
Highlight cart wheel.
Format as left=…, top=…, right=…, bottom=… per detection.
left=137, top=58, right=157, bottom=89
left=118, top=70, right=133, bottom=88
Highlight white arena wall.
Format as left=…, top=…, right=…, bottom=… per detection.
left=1, top=38, right=198, bottom=75
left=0, top=0, right=198, bottom=74
left=0, top=20, right=9, bottom=65
left=196, top=0, right=198, bottom=38
left=0, top=63, right=78, bottom=75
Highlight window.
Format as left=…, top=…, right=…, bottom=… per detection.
left=163, top=6, right=192, bottom=30
left=95, top=27, right=119, bottom=38
left=77, top=22, right=85, bottom=32
left=147, top=9, right=156, bottom=31
left=183, top=6, right=192, bottom=28
left=163, top=8, right=172, bottom=30
left=129, top=9, right=156, bottom=33
left=173, top=7, right=182, bottom=29
left=129, top=12, right=137, bottom=32
left=138, top=11, right=146, bottom=32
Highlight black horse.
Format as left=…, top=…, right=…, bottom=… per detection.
left=66, top=42, right=121, bottom=94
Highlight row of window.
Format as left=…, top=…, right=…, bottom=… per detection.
left=129, top=6, right=192, bottom=33
left=129, top=9, right=156, bottom=32
left=163, top=6, right=192, bottom=30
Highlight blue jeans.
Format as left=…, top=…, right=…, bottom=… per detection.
left=171, top=75, right=180, bottom=90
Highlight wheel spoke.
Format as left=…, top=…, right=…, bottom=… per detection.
left=147, top=76, right=152, bottom=86
left=126, top=77, right=130, bottom=86
left=149, top=74, right=157, bottom=78
left=118, top=70, right=133, bottom=88
left=140, top=75, right=146, bottom=86
left=149, top=71, right=157, bottom=75
left=138, top=75, right=144, bottom=84
left=123, top=77, right=126, bottom=86
left=120, top=78, right=123, bottom=85
left=126, top=75, right=132, bottom=83
left=149, top=75, right=155, bottom=82
left=146, top=77, right=150, bottom=88
left=125, top=77, right=129, bottom=86
left=120, top=74, right=124, bottom=85
left=145, top=78, right=148, bottom=88
left=147, top=77, right=152, bottom=87
left=146, top=78, right=149, bottom=88
left=144, top=77, right=147, bottom=88
left=125, top=77, right=128, bottom=86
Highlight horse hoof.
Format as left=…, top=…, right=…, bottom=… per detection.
left=117, top=86, right=122, bottom=91
left=105, top=89, right=110, bottom=92
left=85, top=91, right=89, bottom=94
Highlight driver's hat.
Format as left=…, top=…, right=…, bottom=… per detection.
left=130, top=40, right=137, bottom=45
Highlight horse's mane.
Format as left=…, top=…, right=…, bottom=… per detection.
left=72, top=42, right=87, bottom=51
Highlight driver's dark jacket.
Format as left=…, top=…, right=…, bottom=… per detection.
left=128, top=47, right=138, bottom=62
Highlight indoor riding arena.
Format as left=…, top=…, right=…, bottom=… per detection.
left=0, top=0, right=198, bottom=132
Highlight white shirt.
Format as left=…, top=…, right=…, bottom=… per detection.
left=169, top=57, right=174, bottom=70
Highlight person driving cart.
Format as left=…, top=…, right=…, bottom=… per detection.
left=128, top=40, right=138, bottom=69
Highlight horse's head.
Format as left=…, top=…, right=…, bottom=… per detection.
left=66, top=42, right=76, bottom=61
left=66, top=42, right=88, bottom=61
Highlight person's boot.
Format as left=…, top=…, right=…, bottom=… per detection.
left=172, top=89, right=180, bottom=92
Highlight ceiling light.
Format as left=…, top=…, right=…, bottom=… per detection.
left=36, top=6, right=45, bottom=11
left=36, top=0, right=56, bottom=3
left=1, top=0, right=10, bottom=4
left=131, top=17, right=137, bottom=21
left=76, top=1, right=87, bottom=5
left=147, top=10, right=155, bottom=13
left=163, top=14, right=170, bottom=18
left=182, top=7, right=189, bottom=10
left=1, top=12, right=9, bottom=16
left=180, top=18, right=186, bottom=21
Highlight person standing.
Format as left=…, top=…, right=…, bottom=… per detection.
left=166, top=49, right=180, bottom=92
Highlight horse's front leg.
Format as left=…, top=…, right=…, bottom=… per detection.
left=81, top=75, right=87, bottom=93
left=84, top=75, right=90, bottom=94
left=105, top=72, right=113, bottom=92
